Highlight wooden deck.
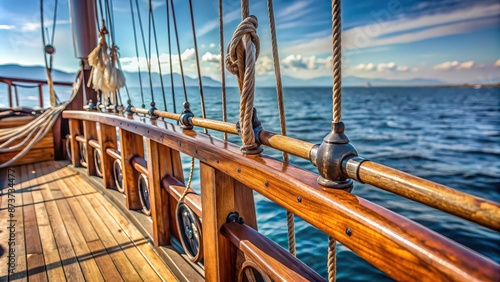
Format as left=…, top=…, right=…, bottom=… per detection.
left=0, top=161, right=176, bottom=281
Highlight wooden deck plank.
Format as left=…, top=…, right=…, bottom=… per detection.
left=42, top=164, right=105, bottom=282
left=11, top=165, right=27, bottom=282
left=90, top=185, right=177, bottom=281
left=31, top=162, right=66, bottom=282
left=76, top=177, right=163, bottom=281
left=52, top=166, right=124, bottom=282
left=71, top=185, right=144, bottom=282
left=23, top=163, right=47, bottom=282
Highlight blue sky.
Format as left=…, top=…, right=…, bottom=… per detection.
left=0, top=0, right=499, bottom=84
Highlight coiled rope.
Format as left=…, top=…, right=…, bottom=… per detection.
left=225, top=0, right=261, bottom=154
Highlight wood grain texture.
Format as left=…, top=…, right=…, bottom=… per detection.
left=83, top=121, right=98, bottom=176
left=356, top=161, right=500, bottom=231
left=97, top=123, right=117, bottom=189
left=200, top=162, right=237, bottom=282
left=68, top=119, right=81, bottom=167
left=61, top=111, right=500, bottom=281
left=119, top=128, right=143, bottom=210
left=146, top=139, right=171, bottom=246
left=0, top=147, right=54, bottom=167
left=222, top=222, right=324, bottom=281
left=163, top=176, right=202, bottom=217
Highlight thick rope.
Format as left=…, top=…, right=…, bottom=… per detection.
left=226, top=15, right=260, bottom=154
left=332, top=0, right=342, bottom=123
left=266, top=0, right=295, bottom=256
left=219, top=0, right=227, bottom=141
left=179, top=157, right=195, bottom=203
left=328, top=236, right=337, bottom=281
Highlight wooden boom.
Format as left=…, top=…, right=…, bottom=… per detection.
left=63, top=110, right=499, bottom=281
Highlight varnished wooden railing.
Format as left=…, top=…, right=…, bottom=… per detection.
left=63, top=110, right=499, bottom=282
left=0, top=76, right=73, bottom=108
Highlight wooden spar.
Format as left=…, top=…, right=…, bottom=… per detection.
left=62, top=110, right=499, bottom=281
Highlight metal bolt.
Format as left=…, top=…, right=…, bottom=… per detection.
left=237, top=168, right=241, bottom=173
left=297, top=196, right=302, bottom=203
left=265, top=181, right=269, bottom=187
left=346, top=228, right=352, bottom=236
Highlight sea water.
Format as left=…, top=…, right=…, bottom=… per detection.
left=2, top=85, right=499, bottom=280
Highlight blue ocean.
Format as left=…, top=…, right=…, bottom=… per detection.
left=2, top=85, right=499, bottom=280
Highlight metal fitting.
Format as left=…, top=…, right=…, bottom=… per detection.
left=125, top=99, right=133, bottom=116
left=86, top=99, right=96, bottom=111
left=226, top=211, right=245, bottom=224
left=179, top=101, right=194, bottom=130
left=310, top=122, right=358, bottom=191
left=342, top=156, right=366, bottom=183
left=236, top=108, right=263, bottom=146
left=148, top=101, right=158, bottom=120
left=106, top=97, right=112, bottom=112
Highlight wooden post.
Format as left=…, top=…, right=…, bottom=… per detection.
left=119, top=128, right=143, bottom=210
left=7, top=82, right=12, bottom=108
left=68, top=119, right=81, bottom=166
left=83, top=121, right=98, bottom=176
left=14, top=85, right=19, bottom=107
left=200, top=162, right=237, bottom=282
left=38, top=84, right=44, bottom=108
left=146, top=139, right=171, bottom=246
left=97, top=123, right=117, bottom=189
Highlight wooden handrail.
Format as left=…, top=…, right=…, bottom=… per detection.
left=88, top=109, right=500, bottom=231
left=131, top=156, right=148, bottom=176
left=106, top=148, right=121, bottom=160
left=88, top=139, right=100, bottom=149
left=0, top=76, right=73, bottom=87
left=162, top=176, right=202, bottom=218
left=63, top=110, right=500, bottom=281
left=222, top=222, right=325, bottom=281
left=75, top=135, right=86, bottom=143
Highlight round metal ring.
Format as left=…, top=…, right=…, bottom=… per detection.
left=176, top=201, right=203, bottom=263
left=79, top=142, right=87, bottom=166
left=65, top=135, right=72, bottom=160
left=113, top=159, right=124, bottom=193
left=94, top=149, right=103, bottom=177
left=138, top=174, right=151, bottom=216
left=237, top=260, right=270, bottom=282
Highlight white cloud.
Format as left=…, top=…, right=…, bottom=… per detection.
left=433, top=60, right=476, bottom=71
left=283, top=3, right=500, bottom=55
left=256, top=56, right=274, bottom=75
left=281, top=54, right=332, bottom=70
left=19, top=20, right=70, bottom=32
left=181, top=48, right=196, bottom=61
left=201, top=52, right=221, bottom=63
left=353, top=62, right=409, bottom=72
left=495, top=59, right=500, bottom=67
left=209, top=43, right=215, bottom=48
left=0, top=24, right=15, bottom=30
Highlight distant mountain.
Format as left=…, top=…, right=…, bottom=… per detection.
left=0, top=64, right=447, bottom=88
left=0, top=64, right=76, bottom=82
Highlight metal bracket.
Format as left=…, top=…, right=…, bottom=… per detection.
left=310, top=122, right=358, bottom=191
left=148, top=101, right=158, bottom=120
left=179, top=101, right=194, bottom=130
left=125, top=99, right=133, bottom=116
left=226, top=211, right=245, bottom=224
left=86, top=99, right=96, bottom=111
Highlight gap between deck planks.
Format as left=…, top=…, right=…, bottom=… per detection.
left=0, top=161, right=177, bottom=282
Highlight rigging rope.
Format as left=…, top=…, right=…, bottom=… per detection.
left=134, top=0, right=154, bottom=106
left=149, top=0, right=167, bottom=111
left=179, top=157, right=196, bottom=203
left=328, top=236, right=337, bottom=282
left=266, top=0, right=295, bottom=256
left=219, top=0, right=227, bottom=141
left=188, top=0, right=207, bottom=133
left=332, top=0, right=342, bottom=123
left=128, top=0, right=145, bottom=107
left=166, top=0, right=176, bottom=113
left=40, top=0, right=58, bottom=107
left=226, top=0, right=261, bottom=154
left=169, top=0, right=188, bottom=102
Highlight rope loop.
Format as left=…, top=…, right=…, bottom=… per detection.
left=226, top=14, right=262, bottom=155
left=225, top=15, right=260, bottom=76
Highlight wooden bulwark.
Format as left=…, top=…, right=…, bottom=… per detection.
left=0, top=161, right=176, bottom=281
left=62, top=110, right=500, bottom=282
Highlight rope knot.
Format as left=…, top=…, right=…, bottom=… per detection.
left=225, top=15, right=260, bottom=77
